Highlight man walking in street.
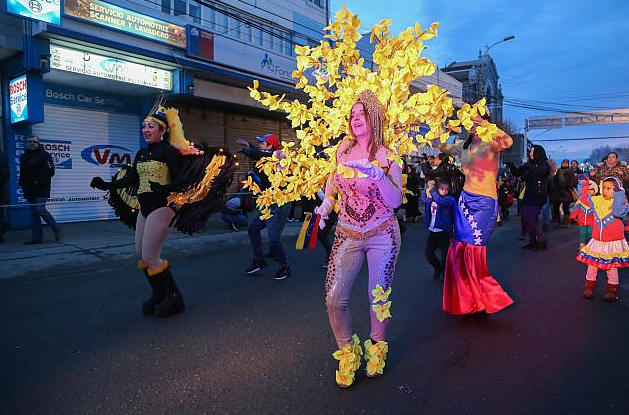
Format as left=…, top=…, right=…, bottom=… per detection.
left=237, top=134, right=291, bottom=281
left=18, top=135, right=61, bottom=245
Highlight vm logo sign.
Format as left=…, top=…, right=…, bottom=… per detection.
left=81, top=145, right=132, bottom=166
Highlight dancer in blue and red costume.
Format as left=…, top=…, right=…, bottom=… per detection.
left=439, top=112, right=515, bottom=315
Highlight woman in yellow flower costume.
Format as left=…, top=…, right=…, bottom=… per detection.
left=318, top=90, right=403, bottom=387
left=246, top=6, right=505, bottom=387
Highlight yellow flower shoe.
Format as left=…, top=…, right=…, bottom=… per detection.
left=332, top=334, right=362, bottom=388
left=364, top=339, right=388, bottom=378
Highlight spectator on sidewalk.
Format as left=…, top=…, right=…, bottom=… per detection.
left=497, top=178, right=513, bottom=222
left=403, top=163, right=421, bottom=222
left=553, top=159, right=578, bottom=228
left=571, top=160, right=583, bottom=176
left=420, top=152, right=450, bottom=184
left=18, top=135, right=61, bottom=245
left=507, top=145, right=550, bottom=252
left=589, top=151, right=629, bottom=197
left=237, top=134, right=291, bottom=281
left=0, top=149, right=8, bottom=244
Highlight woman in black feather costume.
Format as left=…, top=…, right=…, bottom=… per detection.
left=90, top=104, right=235, bottom=317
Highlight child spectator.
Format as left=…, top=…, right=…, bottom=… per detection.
left=571, top=180, right=598, bottom=249
left=421, top=179, right=456, bottom=281
left=576, top=177, right=629, bottom=301
left=497, top=179, right=514, bottom=222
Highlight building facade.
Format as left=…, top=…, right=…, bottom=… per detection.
left=442, top=51, right=504, bottom=125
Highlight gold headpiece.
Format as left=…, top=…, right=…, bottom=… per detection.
left=352, top=90, right=385, bottom=155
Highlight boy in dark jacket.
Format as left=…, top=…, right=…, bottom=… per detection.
left=422, top=179, right=456, bottom=280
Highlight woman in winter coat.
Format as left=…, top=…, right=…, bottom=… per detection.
left=507, top=145, right=550, bottom=251
left=553, top=159, right=578, bottom=227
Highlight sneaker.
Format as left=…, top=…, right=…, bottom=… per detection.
left=272, top=266, right=291, bottom=280
left=23, top=239, right=43, bottom=245
left=246, top=259, right=267, bottom=275
left=228, top=222, right=238, bottom=231
left=54, top=229, right=62, bottom=242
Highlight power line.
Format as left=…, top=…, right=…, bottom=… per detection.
left=533, top=135, right=629, bottom=142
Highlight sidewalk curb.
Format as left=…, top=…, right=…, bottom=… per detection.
left=0, top=225, right=303, bottom=281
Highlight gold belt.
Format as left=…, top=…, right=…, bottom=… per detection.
left=336, top=216, right=397, bottom=240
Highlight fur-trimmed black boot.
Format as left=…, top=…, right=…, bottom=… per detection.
left=153, top=263, right=185, bottom=318
left=140, top=260, right=166, bottom=315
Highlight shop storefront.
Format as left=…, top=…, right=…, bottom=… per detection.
left=2, top=40, right=176, bottom=227
left=31, top=84, right=141, bottom=223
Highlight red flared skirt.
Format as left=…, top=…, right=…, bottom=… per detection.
left=442, top=240, right=514, bottom=315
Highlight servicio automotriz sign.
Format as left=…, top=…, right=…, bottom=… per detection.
left=9, top=75, right=28, bottom=124
left=6, top=0, right=61, bottom=24
left=64, top=0, right=186, bottom=48
left=50, top=45, right=172, bottom=90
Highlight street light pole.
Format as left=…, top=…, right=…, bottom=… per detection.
left=479, top=35, right=515, bottom=119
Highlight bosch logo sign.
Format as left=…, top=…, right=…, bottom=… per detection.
left=81, top=145, right=132, bottom=166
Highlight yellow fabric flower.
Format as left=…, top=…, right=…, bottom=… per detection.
left=371, top=284, right=392, bottom=303
left=372, top=301, right=392, bottom=322
left=332, top=334, right=362, bottom=388
left=364, top=339, right=389, bottom=377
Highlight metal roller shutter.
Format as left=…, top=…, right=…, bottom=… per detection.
left=32, top=104, right=140, bottom=223
left=177, top=106, right=225, bottom=148
left=225, top=113, right=280, bottom=191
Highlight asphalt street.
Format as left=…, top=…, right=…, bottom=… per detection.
left=1, top=216, right=628, bottom=415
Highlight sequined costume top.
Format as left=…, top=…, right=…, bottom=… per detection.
left=110, top=141, right=183, bottom=216
left=333, top=159, right=395, bottom=233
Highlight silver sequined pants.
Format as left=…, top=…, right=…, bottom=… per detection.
left=324, top=217, right=401, bottom=348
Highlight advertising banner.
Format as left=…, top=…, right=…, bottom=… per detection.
left=64, top=0, right=186, bottom=48
left=50, top=44, right=172, bottom=90
left=9, top=75, right=28, bottom=124
left=6, top=0, right=61, bottom=24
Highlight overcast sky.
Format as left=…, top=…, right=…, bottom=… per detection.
left=329, top=0, right=629, bottom=161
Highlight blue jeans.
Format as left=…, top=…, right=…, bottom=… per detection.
left=221, top=213, right=248, bottom=228
left=27, top=197, right=60, bottom=241
left=248, top=204, right=290, bottom=267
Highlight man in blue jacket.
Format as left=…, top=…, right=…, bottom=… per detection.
left=422, top=179, right=456, bottom=280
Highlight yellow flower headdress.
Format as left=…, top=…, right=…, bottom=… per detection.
left=245, top=6, right=502, bottom=218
